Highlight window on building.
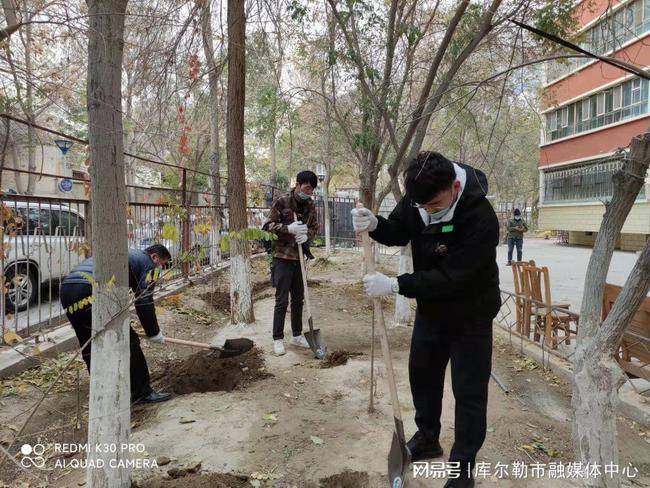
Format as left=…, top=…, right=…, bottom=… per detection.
left=613, top=85, right=622, bottom=109
left=549, top=111, right=557, bottom=131
left=596, top=92, right=605, bottom=115
left=545, top=76, right=649, bottom=142
left=546, top=0, right=650, bottom=82
left=634, top=0, right=643, bottom=27
left=626, top=4, right=635, bottom=32
left=581, top=98, right=590, bottom=120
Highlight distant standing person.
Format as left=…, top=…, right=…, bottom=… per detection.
left=266, top=170, right=319, bottom=356
left=506, top=208, right=528, bottom=265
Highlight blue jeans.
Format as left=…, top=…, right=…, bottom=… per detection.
left=507, top=238, right=523, bottom=262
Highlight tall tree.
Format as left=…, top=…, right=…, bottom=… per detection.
left=85, top=0, right=131, bottom=486
left=200, top=0, right=224, bottom=231
left=573, top=134, right=650, bottom=488
left=227, top=0, right=254, bottom=326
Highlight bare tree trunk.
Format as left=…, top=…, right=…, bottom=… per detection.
left=323, top=80, right=333, bottom=255
left=123, top=78, right=136, bottom=202
left=86, top=1, right=130, bottom=487
left=227, top=0, right=254, bottom=326
left=393, top=243, right=414, bottom=327
left=269, top=132, right=277, bottom=188
left=200, top=0, right=222, bottom=234
left=1, top=0, right=19, bottom=27
left=24, top=20, right=36, bottom=194
left=10, top=137, right=24, bottom=193
left=0, top=118, right=9, bottom=190
left=573, top=135, right=650, bottom=488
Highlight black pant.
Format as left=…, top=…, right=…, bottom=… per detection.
left=507, top=237, right=523, bottom=262
left=409, top=311, right=492, bottom=467
left=271, top=258, right=304, bottom=340
left=60, top=283, right=153, bottom=401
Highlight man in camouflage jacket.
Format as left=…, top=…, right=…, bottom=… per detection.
left=266, top=170, right=319, bottom=355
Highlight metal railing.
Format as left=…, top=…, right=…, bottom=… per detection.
left=541, top=154, right=647, bottom=203
left=495, top=290, right=580, bottom=366
left=0, top=192, right=274, bottom=344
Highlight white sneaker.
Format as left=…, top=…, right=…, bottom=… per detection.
left=274, top=340, right=285, bottom=356
left=291, top=335, right=310, bottom=348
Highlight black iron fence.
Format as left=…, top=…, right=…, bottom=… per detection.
left=313, top=196, right=356, bottom=247
left=0, top=191, right=364, bottom=344
left=0, top=192, right=274, bottom=343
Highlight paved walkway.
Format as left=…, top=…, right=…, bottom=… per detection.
left=497, top=238, right=642, bottom=310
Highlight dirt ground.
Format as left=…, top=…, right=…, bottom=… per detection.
left=1, top=250, right=649, bottom=488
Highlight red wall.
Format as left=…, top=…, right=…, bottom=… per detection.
left=542, top=36, right=650, bottom=110
left=540, top=116, right=650, bottom=166
left=575, top=0, right=625, bottom=27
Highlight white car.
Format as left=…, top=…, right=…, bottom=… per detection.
left=3, top=201, right=86, bottom=312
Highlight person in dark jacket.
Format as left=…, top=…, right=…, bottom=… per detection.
left=351, top=151, right=500, bottom=488
left=265, top=170, right=319, bottom=356
left=505, top=208, right=528, bottom=265
left=60, top=244, right=173, bottom=404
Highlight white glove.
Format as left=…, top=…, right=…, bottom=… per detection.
left=148, top=332, right=165, bottom=344
left=295, top=233, right=308, bottom=245
left=287, top=221, right=308, bottom=235
left=363, top=272, right=398, bottom=297
left=351, top=208, right=378, bottom=233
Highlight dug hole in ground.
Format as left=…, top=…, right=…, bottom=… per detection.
left=1, top=250, right=648, bottom=487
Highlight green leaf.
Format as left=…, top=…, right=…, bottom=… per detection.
left=162, top=223, right=180, bottom=241
left=262, top=412, right=278, bottom=422
left=310, top=436, right=324, bottom=445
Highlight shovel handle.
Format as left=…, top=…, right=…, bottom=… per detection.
left=293, top=213, right=314, bottom=331
left=359, top=210, right=403, bottom=424
left=158, top=336, right=215, bottom=350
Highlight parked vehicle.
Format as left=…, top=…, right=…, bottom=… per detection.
left=3, top=201, right=86, bottom=312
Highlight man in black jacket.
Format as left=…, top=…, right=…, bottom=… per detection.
left=351, top=152, right=500, bottom=488
left=60, top=244, right=173, bottom=404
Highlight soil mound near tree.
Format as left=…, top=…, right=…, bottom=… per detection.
left=320, top=471, right=371, bottom=488
left=135, top=473, right=249, bottom=488
left=154, top=347, right=271, bottom=394
left=320, top=350, right=363, bottom=368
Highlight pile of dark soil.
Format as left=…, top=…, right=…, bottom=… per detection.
left=134, top=473, right=249, bottom=488
left=200, top=281, right=272, bottom=312
left=153, top=347, right=271, bottom=394
left=320, top=350, right=363, bottom=369
left=319, top=471, right=370, bottom=488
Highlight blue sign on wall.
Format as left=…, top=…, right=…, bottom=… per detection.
left=58, top=178, right=73, bottom=193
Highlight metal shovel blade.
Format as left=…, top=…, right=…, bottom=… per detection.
left=210, top=338, right=254, bottom=359
left=388, top=418, right=411, bottom=488
left=304, top=318, right=327, bottom=360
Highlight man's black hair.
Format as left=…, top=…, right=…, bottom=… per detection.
left=403, top=151, right=455, bottom=204
left=296, top=170, right=318, bottom=189
left=146, top=244, right=172, bottom=261
left=513, top=208, right=521, bottom=216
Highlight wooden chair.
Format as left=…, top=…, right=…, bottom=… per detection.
left=602, top=283, right=650, bottom=382
left=521, top=264, right=574, bottom=349
left=511, top=260, right=535, bottom=334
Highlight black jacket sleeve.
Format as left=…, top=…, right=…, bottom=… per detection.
left=397, top=209, right=498, bottom=299
left=369, top=197, right=411, bottom=247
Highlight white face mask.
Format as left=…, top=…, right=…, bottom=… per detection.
left=426, top=189, right=458, bottom=224
left=428, top=205, right=453, bottom=223
left=514, top=215, right=521, bottom=220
